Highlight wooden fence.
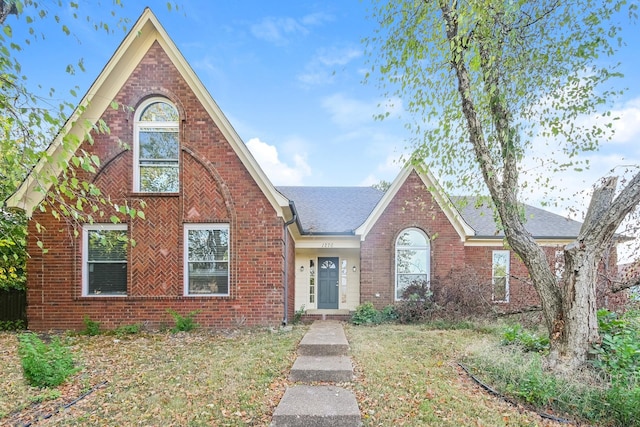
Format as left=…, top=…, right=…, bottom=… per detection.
left=0, top=288, right=27, bottom=323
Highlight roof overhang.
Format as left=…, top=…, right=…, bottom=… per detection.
left=355, top=162, right=475, bottom=241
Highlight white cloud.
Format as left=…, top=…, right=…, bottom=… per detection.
left=250, top=13, right=333, bottom=45
left=297, top=45, right=362, bottom=86
left=321, top=93, right=403, bottom=127
left=246, top=137, right=311, bottom=185
left=608, top=98, right=640, bottom=144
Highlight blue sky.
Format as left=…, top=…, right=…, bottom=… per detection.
left=8, top=1, right=640, bottom=222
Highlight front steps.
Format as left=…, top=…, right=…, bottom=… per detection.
left=271, top=321, right=361, bottom=427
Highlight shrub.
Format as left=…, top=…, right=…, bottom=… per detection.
left=167, top=309, right=200, bottom=332
left=380, top=305, right=397, bottom=322
left=18, top=333, right=77, bottom=387
left=432, top=267, right=492, bottom=319
left=592, top=309, right=640, bottom=384
left=113, top=323, right=142, bottom=337
left=293, top=305, right=306, bottom=324
left=394, top=279, right=436, bottom=324
left=0, top=319, right=26, bottom=331
left=502, top=324, right=549, bottom=353
left=82, top=315, right=101, bottom=336
left=352, top=302, right=382, bottom=325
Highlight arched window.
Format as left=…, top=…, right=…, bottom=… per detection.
left=133, top=98, right=179, bottom=192
left=395, top=228, right=430, bottom=300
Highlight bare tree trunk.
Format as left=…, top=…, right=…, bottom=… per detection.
left=439, top=0, right=640, bottom=373
left=547, top=248, right=599, bottom=371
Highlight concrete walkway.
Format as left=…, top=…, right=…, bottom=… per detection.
left=271, top=321, right=362, bottom=427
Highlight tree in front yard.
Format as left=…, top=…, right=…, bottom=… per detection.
left=365, top=0, right=640, bottom=373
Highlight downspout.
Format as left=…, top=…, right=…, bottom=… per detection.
left=282, top=201, right=297, bottom=326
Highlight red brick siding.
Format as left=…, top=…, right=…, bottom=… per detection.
left=26, top=41, right=286, bottom=331
left=360, top=171, right=465, bottom=308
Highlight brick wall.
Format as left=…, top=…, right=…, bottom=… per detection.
left=26, top=41, right=286, bottom=331
left=360, top=171, right=465, bottom=308
left=360, top=173, right=626, bottom=313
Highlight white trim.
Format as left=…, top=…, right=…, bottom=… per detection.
left=82, top=223, right=128, bottom=297
left=492, top=250, right=510, bottom=303
left=183, top=223, right=230, bottom=297
left=356, top=163, right=475, bottom=242
left=133, top=97, right=179, bottom=192
left=6, top=8, right=289, bottom=218
left=394, top=228, right=431, bottom=301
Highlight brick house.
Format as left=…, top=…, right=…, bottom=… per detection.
left=6, top=9, right=619, bottom=331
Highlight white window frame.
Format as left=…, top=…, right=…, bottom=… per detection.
left=133, top=97, right=179, bottom=193
left=82, top=224, right=128, bottom=297
left=492, top=250, right=510, bottom=302
left=184, top=223, right=230, bottom=297
left=394, top=228, right=430, bottom=301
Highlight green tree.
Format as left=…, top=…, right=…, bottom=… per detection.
left=0, top=2, right=180, bottom=285
left=366, top=0, right=640, bottom=373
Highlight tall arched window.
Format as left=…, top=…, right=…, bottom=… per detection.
left=395, top=228, right=430, bottom=300
left=133, top=98, right=179, bottom=192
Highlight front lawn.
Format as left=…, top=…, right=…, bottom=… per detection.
left=1, top=323, right=623, bottom=426
left=1, top=328, right=305, bottom=426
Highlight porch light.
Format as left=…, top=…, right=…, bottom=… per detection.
left=352, top=265, right=357, bottom=272
left=300, top=265, right=304, bottom=272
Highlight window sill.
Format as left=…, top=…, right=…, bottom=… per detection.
left=130, top=192, right=179, bottom=197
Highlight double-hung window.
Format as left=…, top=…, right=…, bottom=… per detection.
left=492, top=250, right=510, bottom=302
left=184, top=224, right=229, bottom=296
left=395, top=228, right=430, bottom=300
left=83, top=224, right=128, bottom=296
left=133, top=98, right=179, bottom=192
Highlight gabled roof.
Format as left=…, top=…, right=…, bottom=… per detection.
left=454, top=197, right=583, bottom=238
left=277, top=186, right=384, bottom=234
left=6, top=7, right=289, bottom=217
left=278, top=163, right=583, bottom=243
left=356, top=163, right=476, bottom=241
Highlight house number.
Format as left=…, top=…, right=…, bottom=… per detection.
left=321, top=242, right=334, bottom=248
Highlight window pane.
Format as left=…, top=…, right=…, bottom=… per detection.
left=88, top=263, right=127, bottom=295
left=140, top=102, right=178, bottom=121
left=186, top=227, right=229, bottom=295
left=493, top=277, right=507, bottom=301
left=140, top=166, right=179, bottom=192
left=88, top=229, right=127, bottom=261
left=396, top=229, right=428, bottom=247
left=188, top=261, right=229, bottom=294
left=139, top=130, right=179, bottom=159
left=397, top=249, right=428, bottom=274
left=397, top=274, right=428, bottom=299
left=188, top=229, right=229, bottom=261
left=492, top=251, right=509, bottom=302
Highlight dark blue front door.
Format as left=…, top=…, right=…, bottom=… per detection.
left=318, top=257, right=339, bottom=309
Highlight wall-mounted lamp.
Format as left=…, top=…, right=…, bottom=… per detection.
left=352, top=265, right=357, bottom=272
left=300, top=266, right=304, bottom=272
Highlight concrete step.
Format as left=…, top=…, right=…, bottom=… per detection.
left=298, top=321, right=350, bottom=357
left=289, top=355, right=353, bottom=383
left=271, top=385, right=361, bottom=427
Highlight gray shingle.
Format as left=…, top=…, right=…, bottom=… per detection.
left=277, top=186, right=384, bottom=234
left=277, top=187, right=582, bottom=238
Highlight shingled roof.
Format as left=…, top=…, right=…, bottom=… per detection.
left=277, top=186, right=583, bottom=239
left=277, top=186, right=384, bottom=234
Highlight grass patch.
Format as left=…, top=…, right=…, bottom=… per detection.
left=1, top=327, right=306, bottom=425
left=345, top=323, right=550, bottom=426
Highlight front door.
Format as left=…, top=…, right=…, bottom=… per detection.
left=318, top=257, right=339, bottom=309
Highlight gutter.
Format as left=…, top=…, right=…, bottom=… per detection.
left=282, top=201, right=298, bottom=326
